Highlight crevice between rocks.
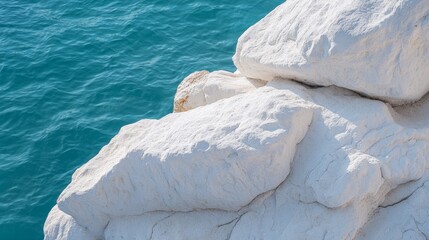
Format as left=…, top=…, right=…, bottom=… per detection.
left=379, top=180, right=426, bottom=209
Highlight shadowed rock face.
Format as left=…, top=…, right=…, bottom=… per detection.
left=45, top=0, right=429, bottom=239
left=234, top=0, right=429, bottom=104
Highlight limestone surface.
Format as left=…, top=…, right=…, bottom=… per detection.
left=45, top=80, right=429, bottom=239
left=44, top=206, right=94, bottom=240
left=55, top=85, right=312, bottom=238
left=234, top=0, right=429, bottom=104
left=174, top=70, right=264, bottom=112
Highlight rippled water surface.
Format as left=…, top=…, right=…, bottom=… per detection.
left=0, top=0, right=282, bottom=239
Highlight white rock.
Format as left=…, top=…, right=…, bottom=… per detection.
left=174, top=70, right=265, bottom=112
left=215, top=80, right=429, bottom=239
left=104, top=210, right=239, bottom=240
left=45, top=79, right=429, bottom=239
left=56, top=86, right=313, bottom=237
left=44, top=205, right=94, bottom=240
left=356, top=178, right=429, bottom=240
left=234, top=0, right=429, bottom=104
left=173, top=70, right=208, bottom=112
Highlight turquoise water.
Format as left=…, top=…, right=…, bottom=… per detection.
left=0, top=1, right=281, bottom=239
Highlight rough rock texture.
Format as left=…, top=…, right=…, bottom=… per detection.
left=174, top=70, right=265, bottom=112
left=56, top=86, right=312, bottom=238
left=44, top=206, right=94, bottom=240
left=219, top=80, right=429, bottom=239
left=234, top=0, right=429, bottom=104
left=46, top=80, right=429, bottom=239
left=104, top=208, right=241, bottom=240
left=356, top=177, right=429, bottom=240
left=45, top=0, right=429, bottom=239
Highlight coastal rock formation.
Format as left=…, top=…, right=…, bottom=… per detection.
left=45, top=0, right=429, bottom=239
left=234, top=0, right=429, bottom=104
left=56, top=85, right=312, bottom=238
left=174, top=70, right=264, bottom=112
left=46, top=79, right=429, bottom=240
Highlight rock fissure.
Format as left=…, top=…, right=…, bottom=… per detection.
left=380, top=180, right=426, bottom=209
left=148, top=214, right=174, bottom=240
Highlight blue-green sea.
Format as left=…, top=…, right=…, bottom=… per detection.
left=0, top=1, right=282, bottom=239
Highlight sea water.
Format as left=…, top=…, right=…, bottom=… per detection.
left=0, top=0, right=282, bottom=239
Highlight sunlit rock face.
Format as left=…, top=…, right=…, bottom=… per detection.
left=54, top=84, right=313, bottom=238
left=234, top=0, right=429, bottom=104
left=44, top=206, right=94, bottom=240
left=173, top=70, right=265, bottom=112
left=45, top=0, right=429, bottom=239
left=45, top=79, right=429, bottom=240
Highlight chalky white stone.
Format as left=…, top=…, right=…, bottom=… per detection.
left=174, top=70, right=265, bottom=112
left=45, top=80, right=429, bottom=239
left=234, top=0, right=429, bottom=104
left=55, top=85, right=312, bottom=238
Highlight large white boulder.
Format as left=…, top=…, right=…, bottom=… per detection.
left=234, top=0, right=429, bottom=104
left=45, top=80, right=429, bottom=239
left=222, top=80, right=429, bottom=239
left=174, top=70, right=265, bottom=112
left=56, top=85, right=313, bottom=238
